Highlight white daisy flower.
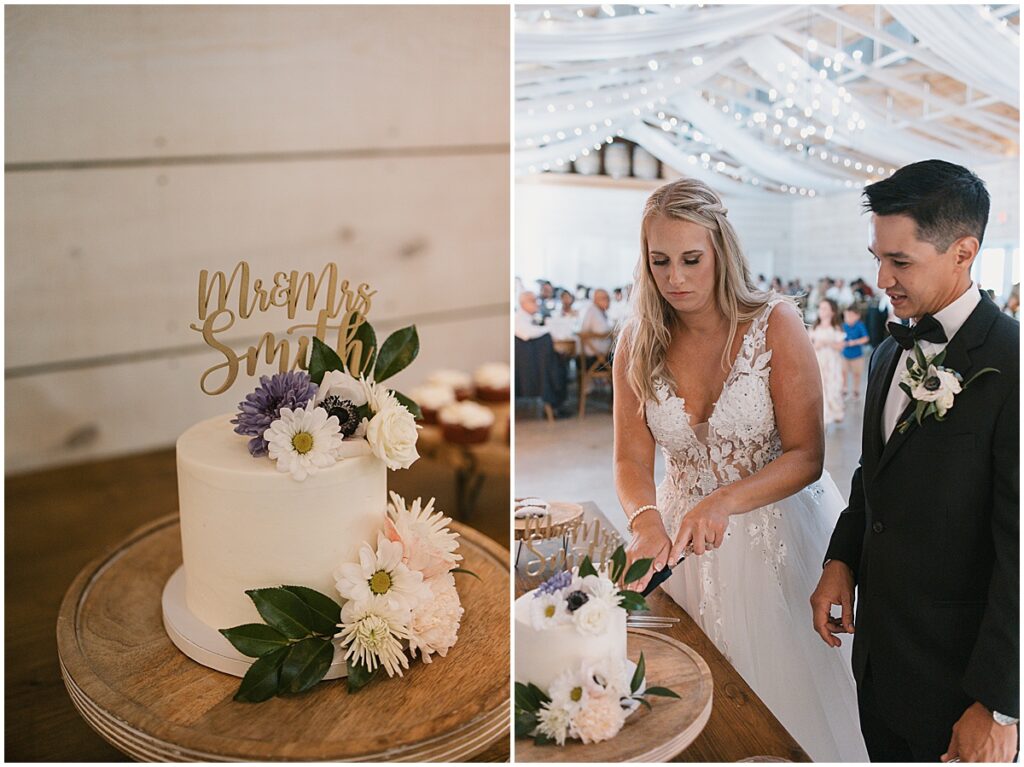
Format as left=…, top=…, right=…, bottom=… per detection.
left=335, top=595, right=412, bottom=678
left=334, top=532, right=431, bottom=612
left=385, top=492, right=462, bottom=579
left=264, top=404, right=343, bottom=481
left=535, top=701, right=573, bottom=746
left=530, top=592, right=571, bottom=630
left=548, top=665, right=590, bottom=715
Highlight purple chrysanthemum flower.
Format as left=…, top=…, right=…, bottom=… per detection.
left=533, top=569, right=572, bottom=598
left=232, top=371, right=318, bottom=457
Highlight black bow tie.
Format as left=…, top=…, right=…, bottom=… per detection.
left=887, top=314, right=948, bottom=350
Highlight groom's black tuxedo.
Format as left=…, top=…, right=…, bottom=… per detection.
left=826, top=290, right=1019, bottom=755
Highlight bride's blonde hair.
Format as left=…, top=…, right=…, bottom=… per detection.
left=619, top=177, right=778, bottom=406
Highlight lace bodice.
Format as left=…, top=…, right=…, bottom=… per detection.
left=646, top=299, right=785, bottom=512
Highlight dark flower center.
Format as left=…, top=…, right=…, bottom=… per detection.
left=566, top=590, right=589, bottom=612
left=923, top=376, right=941, bottom=392
left=321, top=395, right=360, bottom=437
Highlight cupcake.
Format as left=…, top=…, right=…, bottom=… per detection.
left=427, top=369, right=473, bottom=401
left=409, top=383, right=456, bottom=425
left=439, top=401, right=495, bottom=444
left=473, top=362, right=510, bottom=402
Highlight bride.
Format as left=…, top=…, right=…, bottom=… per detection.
left=613, top=178, right=867, bottom=761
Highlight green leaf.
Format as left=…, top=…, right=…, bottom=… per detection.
left=374, top=325, right=419, bottom=382
left=356, top=402, right=374, bottom=422
left=630, top=651, right=646, bottom=694
left=963, top=367, right=1000, bottom=388
left=279, top=637, right=335, bottom=694
left=623, top=557, right=654, bottom=585
left=281, top=586, right=341, bottom=637
left=246, top=587, right=314, bottom=639
left=610, top=545, right=627, bottom=583
left=233, top=647, right=287, bottom=702
left=392, top=390, right=423, bottom=420
left=577, top=555, right=598, bottom=579
left=898, top=382, right=912, bottom=398
left=618, top=590, right=650, bottom=612
left=515, top=709, right=538, bottom=738
left=634, top=696, right=653, bottom=711
left=906, top=356, right=916, bottom=372
left=931, top=348, right=947, bottom=368
left=308, top=336, right=345, bottom=386
left=450, top=567, right=481, bottom=581
left=913, top=343, right=929, bottom=372
left=644, top=686, right=682, bottom=699
left=514, top=681, right=549, bottom=713
left=219, top=623, right=290, bottom=658
left=346, top=657, right=380, bottom=693
left=352, top=320, right=377, bottom=377
left=914, top=399, right=928, bottom=425
left=533, top=732, right=554, bottom=746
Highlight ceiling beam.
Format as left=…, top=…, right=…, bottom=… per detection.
left=772, top=25, right=1018, bottom=142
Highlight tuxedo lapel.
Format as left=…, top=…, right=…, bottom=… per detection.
left=874, top=291, right=999, bottom=475
left=863, top=339, right=901, bottom=473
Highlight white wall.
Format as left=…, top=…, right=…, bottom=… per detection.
left=514, top=178, right=790, bottom=290
left=5, top=6, right=509, bottom=474
left=515, top=158, right=1019, bottom=295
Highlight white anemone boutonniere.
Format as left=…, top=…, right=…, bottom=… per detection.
left=896, top=343, right=999, bottom=433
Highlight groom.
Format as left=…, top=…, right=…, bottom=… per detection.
left=811, top=160, right=1019, bottom=762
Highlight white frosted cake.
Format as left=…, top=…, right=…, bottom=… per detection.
left=514, top=575, right=628, bottom=691
left=177, top=414, right=387, bottom=629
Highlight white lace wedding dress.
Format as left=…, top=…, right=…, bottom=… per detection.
left=646, top=299, right=867, bottom=762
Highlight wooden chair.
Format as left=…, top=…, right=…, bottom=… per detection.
left=576, top=330, right=614, bottom=418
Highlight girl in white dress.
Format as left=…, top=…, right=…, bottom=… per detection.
left=613, top=179, right=867, bottom=761
left=809, top=298, right=847, bottom=424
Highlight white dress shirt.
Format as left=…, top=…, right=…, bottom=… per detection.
left=579, top=304, right=613, bottom=355
left=515, top=308, right=549, bottom=341
left=881, top=283, right=981, bottom=442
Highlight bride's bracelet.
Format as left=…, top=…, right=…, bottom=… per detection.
left=626, top=504, right=659, bottom=534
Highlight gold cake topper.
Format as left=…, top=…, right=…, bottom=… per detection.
left=518, top=514, right=622, bottom=579
left=190, top=262, right=377, bottom=395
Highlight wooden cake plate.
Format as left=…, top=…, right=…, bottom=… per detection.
left=56, top=513, right=510, bottom=762
left=516, top=629, right=713, bottom=763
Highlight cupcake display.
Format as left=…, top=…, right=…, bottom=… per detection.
left=409, top=383, right=457, bottom=424
left=427, top=369, right=474, bottom=401
left=473, top=362, right=511, bottom=403
left=439, top=401, right=495, bottom=444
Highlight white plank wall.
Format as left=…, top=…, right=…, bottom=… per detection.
left=5, top=6, right=510, bottom=474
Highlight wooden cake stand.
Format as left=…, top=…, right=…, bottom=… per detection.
left=516, top=629, right=713, bottom=763
left=56, top=513, right=510, bottom=762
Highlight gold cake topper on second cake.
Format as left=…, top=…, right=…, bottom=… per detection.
left=190, top=261, right=377, bottom=395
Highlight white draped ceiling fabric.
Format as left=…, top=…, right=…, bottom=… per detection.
left=516, top=4, right=1019, bottom=197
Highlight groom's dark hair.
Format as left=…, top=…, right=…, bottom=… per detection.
left=862, top=159, right=990, bottom=252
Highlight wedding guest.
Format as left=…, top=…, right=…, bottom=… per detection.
left=756, top=273, right=769, bottom=292
left=1004, top=283, right=1019, bottom=319
left=537, top=281, right=556, bottom=319
left=515, top=291, right=549, bottom=341
left=809, top=298, right=845, bottom=424
left=825, top=278, right=840, bottom=302
left=607, top=286, right=631, bottom=326
left=841, top=306, right=870, bottom=399
left=547, top=289, right=579, bottom=342
left=579, top=288, right=613, bottom=358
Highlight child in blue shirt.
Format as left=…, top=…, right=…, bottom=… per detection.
left=842, top=307, right=870, bottom=399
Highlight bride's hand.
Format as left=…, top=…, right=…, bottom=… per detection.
left=623, top=509, right=671, bottom=593
left=670, top=497, right=730, bottom=560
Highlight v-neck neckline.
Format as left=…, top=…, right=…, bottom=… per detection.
left=661, top=315, right=758, bottom=429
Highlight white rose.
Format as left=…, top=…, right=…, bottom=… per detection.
left=366, top=398, right=420, bottom=470
left=315, top=369, right=368, bottom=407
left=572, top=598, right=610, bottom=636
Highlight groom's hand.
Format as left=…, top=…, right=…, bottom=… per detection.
left=810, top=560, right=855, bottom=647
left=941, top=702, right=1018, bottom=763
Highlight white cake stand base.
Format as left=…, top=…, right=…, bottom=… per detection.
left=160, top=565, right=348, bottom=680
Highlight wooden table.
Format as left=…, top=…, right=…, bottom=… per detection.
left=6, top=448, right=509, bottom=762
left=514, top=502, right=810, bottom=763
